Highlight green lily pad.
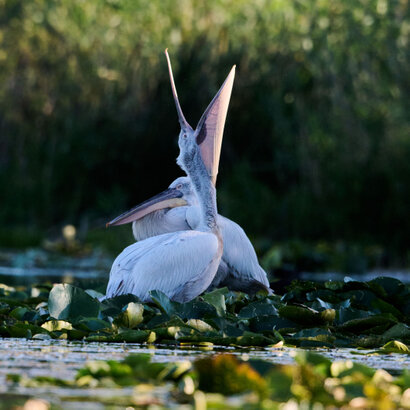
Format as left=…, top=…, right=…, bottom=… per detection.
left=381, top=340, right=410, bottom=354
left=76, top=318, right=111, bottom=332
left=235, top=331, right=279, bottom=346
left=115, top=302, right=144, bottom=328
left=41, top=320, right=73, bottom=331
left=238, top=301, right=278, bottom=319
left=101, top=294, right=142, bottom=318
left=382, top=323, right=410, bottom=341
left=48, top=284, right=100, bottom=321
left=150, top=290, right=215, bottom=319
left=203, top=288, right=228, bottom=317
left=279, top=305, right=324, bottom=326
left=338, top=314, right=397, bottom=333
left=9, top=323, right=48, bottom=338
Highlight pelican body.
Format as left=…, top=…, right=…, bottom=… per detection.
left=106, top=169, right=222, bottom=303
left=109, top=176, right=271, bottom=294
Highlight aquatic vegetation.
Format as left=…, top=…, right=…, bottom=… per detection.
left=0, top=277, right=408, bottom=351
left=7, top=351, right=410, bottom=408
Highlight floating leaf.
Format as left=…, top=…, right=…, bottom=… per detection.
left=85, top=289, right=105, bottom=300
left=150, top=290, right=215, bottom=319
left=382, top=323, right=410, bottom=341
left=115, top=302, right=144, bottom=328
left=250, top=315, right=297, bottom=333
left=236, top=331, right=279, bottom=347
left=76, top=318, right=111, bottom=332
left=381, top=340, right=410, bottom=354
left=32, top=333, right=52, bottom=340
left=48, top=284, right=100, bottom=321
left=279, top=305, right=323, bottom=325
left=8, top=323, right=47, bottom=338
left=338, top=315, right=397, bottom=333
left=41, top=320, right=73, bottom=332
left=203, top=288, right=228, bottom=317
left=186, top=319, right=215, bottom=332
left=238, top=301, right=278, bottom=319
left=101, top=294, right=142, bottom=318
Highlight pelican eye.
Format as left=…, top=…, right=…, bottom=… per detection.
left=183, top=133, right=187, bottom=139
left=176, top=184, right=182, bottom=190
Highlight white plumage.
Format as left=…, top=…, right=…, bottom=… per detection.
left=105, top=50, right=229, bottom=302
left=130, top=177, right=271, bottom=293
left=132, top=207, right=190, bottom=241
left=106, top=230, right=219, bottom=302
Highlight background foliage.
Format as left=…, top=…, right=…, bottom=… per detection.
left=1, top=0, right=409, bottom=263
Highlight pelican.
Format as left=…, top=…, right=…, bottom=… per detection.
left=107, top=52, right=271, bottom=295
left=108, top=176, right=271, bottom=294
left=105, top=50, right=227, bottom=302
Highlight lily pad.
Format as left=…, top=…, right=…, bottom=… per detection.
left=115, top=302, right=144, bottom=328
left=381, top=340, right=410, bottom=354
left=48, top=284, right=100, bottom=320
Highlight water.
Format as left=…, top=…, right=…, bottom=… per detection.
left=0, top=337, right=408, bottom=409
left=1, top=338, right=408, bottom=381
left=301, top=270, right=410, bottom=283
left=0, top=248, right=111, bottom=288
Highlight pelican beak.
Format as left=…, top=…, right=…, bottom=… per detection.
left=106, top=188, right=188, bottom=227
left=165, top=49, right=193, bottom=133
left=165, top=49, right=235, bottom=184
left=195, top=65, right=235, bottom=185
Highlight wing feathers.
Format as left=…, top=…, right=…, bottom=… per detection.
left=106, top=231, right=220, bottom=302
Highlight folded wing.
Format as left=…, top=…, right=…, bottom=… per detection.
left=106, top=230, right=219, bottom=302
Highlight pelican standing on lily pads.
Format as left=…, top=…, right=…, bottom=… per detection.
left=107, top=51, right=271, bottom=295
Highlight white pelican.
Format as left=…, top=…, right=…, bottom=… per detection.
left=107, top=52, right=271, bottom=295
left=105, top=50, right=228, bottom=302
left=108, top=176, right=271, bottom=294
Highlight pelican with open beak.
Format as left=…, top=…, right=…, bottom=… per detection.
left=107, top=49, right=235, bottom=229
left=105, top=50, right=232, bottom=302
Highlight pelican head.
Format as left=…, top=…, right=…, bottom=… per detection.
left=107, top=51, right=235, bottom=228
left=169, top=176, right=198, bottom=206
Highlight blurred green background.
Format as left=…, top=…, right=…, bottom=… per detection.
left=1, top=0, right=409, bottom=273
